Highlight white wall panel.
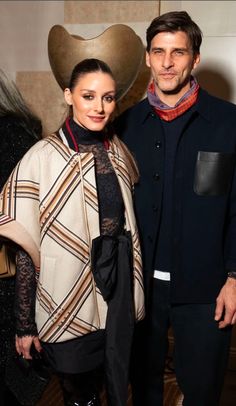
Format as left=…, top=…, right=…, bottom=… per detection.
left=0, top=1, right=64, bottom=77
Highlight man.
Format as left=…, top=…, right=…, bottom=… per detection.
left=115, top=11, right=236, bottom=406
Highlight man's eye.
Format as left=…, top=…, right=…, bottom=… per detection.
left=174, top=50, right=185, bottom=56
left=153, top=49, right=163, bottom=54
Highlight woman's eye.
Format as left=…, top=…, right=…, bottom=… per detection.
left=83, top=94, right=94, bottom=100
left=104, top=95, right=115, bottom=103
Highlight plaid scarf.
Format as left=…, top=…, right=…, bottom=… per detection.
left=147, top=76, right=200, bottom=121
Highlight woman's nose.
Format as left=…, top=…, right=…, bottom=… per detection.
left=94, top=98, right=104, bottom=113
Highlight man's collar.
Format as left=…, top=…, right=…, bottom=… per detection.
left=194, top=88, right=211, bottom=122
left=143, top=87, right=211, bottom=123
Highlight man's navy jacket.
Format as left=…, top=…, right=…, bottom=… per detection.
left=115, top=89, right=236, bottom=303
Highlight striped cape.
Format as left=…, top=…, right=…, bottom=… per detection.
left=0, top=135, right=144, bottom=343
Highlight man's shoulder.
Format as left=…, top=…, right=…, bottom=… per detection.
left=120, top=97, right=150, bottom=118
left=201, top=88, right=236, bottom=115
left=114, top=98, right=151, bottom=135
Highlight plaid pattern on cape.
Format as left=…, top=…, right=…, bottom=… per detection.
left=0, top=134, right=144, bottom=343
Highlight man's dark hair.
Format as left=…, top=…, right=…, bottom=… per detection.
left=146, top=11, right=202, bottom=55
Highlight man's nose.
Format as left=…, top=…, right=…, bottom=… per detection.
left=162, top=53, right=174, bottom=69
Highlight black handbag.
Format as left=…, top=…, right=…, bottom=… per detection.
left=5, top=349, right=51, bottom=406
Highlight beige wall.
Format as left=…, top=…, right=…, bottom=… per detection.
left=0, top=0, right=159, bottom=135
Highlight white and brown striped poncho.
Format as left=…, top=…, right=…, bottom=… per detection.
left=0, top=134, right=144, bottom=343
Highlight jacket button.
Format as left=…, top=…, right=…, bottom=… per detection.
left=155, top=141, right=162, bottom=149
left=153, top=173, right=160, bottom=181
left=152, top=205, right=158, bottom=212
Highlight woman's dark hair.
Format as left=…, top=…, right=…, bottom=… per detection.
left=146, top=11, right=202, bottom=55
left=69, top=58, right=115, bottom=91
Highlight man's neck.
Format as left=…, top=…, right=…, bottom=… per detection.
left=155, top=82, right=191, bottom=107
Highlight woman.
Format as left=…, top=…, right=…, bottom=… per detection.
left=0, top=69, right=42, bottom=405
left=0, top=59, right=144, bottom=406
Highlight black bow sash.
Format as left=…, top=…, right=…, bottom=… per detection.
left=91, top=232, right=134, bottom=406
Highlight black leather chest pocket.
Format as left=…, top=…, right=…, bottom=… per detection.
left=194, top=151, right=236, bottom=196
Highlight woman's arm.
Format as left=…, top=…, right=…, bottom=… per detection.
left=15, top=249, right=42, bottom=359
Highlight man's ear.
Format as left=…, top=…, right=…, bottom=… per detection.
left=146, top=51, right=151, bottom=68
left=64, top=88, right=72, bottom=106
left=193, top=53, right=200, bottom=70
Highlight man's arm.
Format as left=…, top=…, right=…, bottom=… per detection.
left=215, top=275, right=236, bottom=328
left=215, top=153, right=236, bottom=328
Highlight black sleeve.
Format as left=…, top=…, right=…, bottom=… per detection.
left=15, top=249, right=38, bottom=337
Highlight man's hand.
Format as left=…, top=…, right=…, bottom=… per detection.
left=214, top=277, right=236, bottom=328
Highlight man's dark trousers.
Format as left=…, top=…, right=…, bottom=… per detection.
left=131, top=278, right=232, bottom=406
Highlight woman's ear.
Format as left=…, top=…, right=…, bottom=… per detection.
left=64, top=88, right=72, bottom=106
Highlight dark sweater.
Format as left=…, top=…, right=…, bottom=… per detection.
left=155, top=107, right=196, bottom=273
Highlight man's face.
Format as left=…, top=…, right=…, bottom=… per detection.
left=146, top=30, right=200, bottom=106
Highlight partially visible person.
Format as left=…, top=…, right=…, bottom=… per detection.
left=0, top=59, right=144, bottom=406
left=0, top=69, right=42, bottom=405
left=115, top=11, right=236, bottom=406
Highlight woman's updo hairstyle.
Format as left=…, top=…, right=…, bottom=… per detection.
left=68, top=58, right=116, bottom=92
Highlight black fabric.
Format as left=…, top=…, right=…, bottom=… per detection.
left=115, top=87, right=236, bottom=406
left=130, top=281, right=170, bottom=406
left=59, top=369, right=102, bottom=406
left=0, top=383, right=21, bottom=406
left=154, top=109, right=195, bottom=274
left=171, top=303, right=231, bottom=406
left=5, top=349, right=51, bottom=406
left=137, top=279, right=232, bottom=406
left=61, top=118, right=125, bottom=237
left=0, top=115, right=41, bottom=191
left=49, top=232, right=134, bottom=405
left=15, top=249, right=38, bottom=338
left=115, top=90, right=236, bottom=303
left=91, top=235, right=118, bottom=301
left=0, top=115, right=41, bottom=405
left=194, top=151, right=236, bottom=196
left=91, top=232, right=134, bottom=406
left=42, top=330, right=105, bottom=374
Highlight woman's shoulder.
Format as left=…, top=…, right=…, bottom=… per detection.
left=20, top=133, right=67, bottom=160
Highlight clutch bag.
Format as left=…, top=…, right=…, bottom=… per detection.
left=5, top=350, right=51, bottom=406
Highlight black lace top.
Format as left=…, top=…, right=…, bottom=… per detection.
left=15, top=119, right=125, bottom=337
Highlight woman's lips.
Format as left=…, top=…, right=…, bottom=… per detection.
left=88, top=116, right=105, bottom=122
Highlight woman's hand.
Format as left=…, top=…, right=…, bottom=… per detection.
left=15, top=335, right=42, bottom=359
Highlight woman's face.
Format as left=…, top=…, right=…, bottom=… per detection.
left=64, top=71, right=116, bottom=131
